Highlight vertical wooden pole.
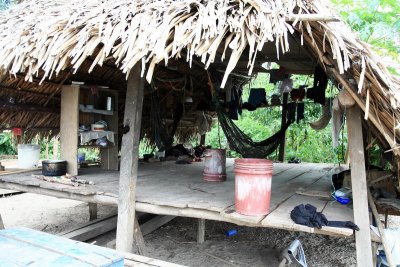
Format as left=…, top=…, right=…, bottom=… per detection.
left=278, top=93, right=288, bottom=162
left=0, top=214, right=4, bottom=229
left=133, top=215, right=146, bottom=255
left=45, top=137, right=49, bottom=159
left=346, top=106, right=373, bottom=267
left=100, top=90, right=119, bottom=170
left=89, top=203, right=97, bottom=221
left=197, top=219, right=205, bottom=244
left=116, top=64, right=145, bottom=253
left=60, top=85, right=79, bottom=175
left=368, top=189, right=395, bottom=267
left=200, top=134, right=206, bottom=146
left=53, top=137, right=59, bottom=160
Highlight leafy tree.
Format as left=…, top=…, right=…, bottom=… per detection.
left=0, top=132, right=16, bottom=155
left=206, top=0, right=398, bottom=162
left=0, top=0, right=11, bottom=10
left=331, top=0, right=400, bottom=75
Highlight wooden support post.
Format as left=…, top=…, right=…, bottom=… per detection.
left=116, top=64, right=145, bottom=253
left=346, top=106, right=373, bottom=267
left=0, top=214, right=4, bottom=229
left=197, top=219, right=205, bottom=244
left=53, top=137, right=59, bottom=160
left=133, top=215, right=146, bottom=255
left=106, top=215, right=175, bottom=249
left=141, top=215, right=175, bottom=236
left=100, top=90, right=119, bottom=170
left=89, top=203, right=97, bottom=221
left=60, top=85, right=79, bottom=175
left=368, top=189, right=395, bottom=267
left=278, top=93, right=288, bottom=162
left=200, top=134, right=206, bottom=146
left=45, top=137, right=49, bottom=159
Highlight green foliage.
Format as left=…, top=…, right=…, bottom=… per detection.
left=331, top=0, right=400, bottom=75
left=205, top=0, right=399, bottom=162
left=205, top=73, right=346, bottom=163
left=0, top=132, right=16, bottom=155
left=0, top=0, right=11, bottom=10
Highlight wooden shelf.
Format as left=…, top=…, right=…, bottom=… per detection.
left=80, top=108, right=114, bottom=116
left=61, top=85, right=119, bottom=174
left=78, top=144, right=115, bottom=148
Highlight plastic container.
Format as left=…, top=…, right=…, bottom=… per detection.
left=78, top=153, right=86, bottom=163
left=203, top=149, right=226, bottom=182
left=234, top=158, right=273, bottom=216
left=18, top=144, right=40, bottom=169
left=225, top=229, right=237, bottom=237
left=106, top=97, right=113, bottom=111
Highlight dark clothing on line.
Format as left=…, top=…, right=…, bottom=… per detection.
left=307, top=65, right=328, bottom=105
left=248, top=88, right=266, bottom=107
left=297, top=102, right=305, bottom=123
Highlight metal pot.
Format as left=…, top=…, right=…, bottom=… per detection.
left=42, top=160, right=67, bottom=176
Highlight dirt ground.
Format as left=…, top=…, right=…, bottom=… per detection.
left=0, top=192, right=397, bottom=267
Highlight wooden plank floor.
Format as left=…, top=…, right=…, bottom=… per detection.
left=0, top=160, right=354, bottom=237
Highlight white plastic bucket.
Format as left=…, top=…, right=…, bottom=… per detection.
left=18, top=144, right=40, bottom=169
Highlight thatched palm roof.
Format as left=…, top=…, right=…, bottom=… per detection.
left=0, top=0, right=399, bottom=154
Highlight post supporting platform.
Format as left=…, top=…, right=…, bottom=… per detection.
left=197, top=219, right=205, bottom=244
left=278, top=93, right=288, bottom=162
left=89, top=203, right=97, bottom=221
left=60, top=85, right=79, bottom=175
left=133, top=215, right=146, bottom=255
left=0, top=214, right=4, bottom=230
left=200, top=135, right=206, bottom=146
left=346, top=106, right=373, bottom=267
left=116, top=64, right=145, bottom=254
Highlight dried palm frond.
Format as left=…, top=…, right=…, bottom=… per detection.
left=0, top=0, right=398, bottom=153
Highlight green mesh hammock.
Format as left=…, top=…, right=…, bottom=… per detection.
left=213, top=98, right=293, bottom=158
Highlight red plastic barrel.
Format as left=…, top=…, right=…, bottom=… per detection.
left=203, top=149, right=226, bottom=182
left=234, top=158, right=273, bottom=215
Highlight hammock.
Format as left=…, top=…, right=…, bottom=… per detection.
left=214, top=98, right=293, bottom=158
left=150, top=92, right=183, bottom=150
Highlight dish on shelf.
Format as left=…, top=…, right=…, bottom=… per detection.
left=95, top=120, right=108, bottom=129
left=91, top=124, right=105, bottom=131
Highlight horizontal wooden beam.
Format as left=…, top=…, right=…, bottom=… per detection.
left=0, top=86, right=60, bottom=100
left=0, top=101, right=59, bottom=114
left=0, top=180, right=381, bottom=242
left=58, top=214, right=117, bottom=241
left=286, top=14, right=339, bottom=22
left=0, top=127, right=59, bottom=131
left=14, top=73, right=65, bottom=88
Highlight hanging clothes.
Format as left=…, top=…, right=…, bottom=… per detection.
left=286, top=102, right=297, bottom=123
left=332, top=97, right=344, bottom=148
left=279, top=78, right=293, bottom=94
left=195, top=112, right=213, bottom=135
left=248, top=88, right=266, bottom=107
left=228, top=83, right=243, bottom=120
left=306, top=65, right=328, bottom=105
left=269, top=67, right=287, bottom=84
left=309, top=99, right=332, bottom=130
left=297, top=103, right=305, bottom=123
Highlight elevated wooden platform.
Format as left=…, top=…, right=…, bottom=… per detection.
left=0, top=160, right=355, bottom=237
